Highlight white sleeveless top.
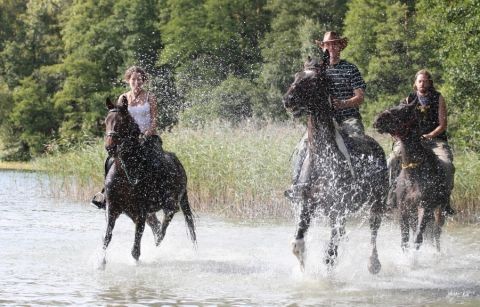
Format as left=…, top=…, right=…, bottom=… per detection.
left=128, top=93, right=151, bottom=134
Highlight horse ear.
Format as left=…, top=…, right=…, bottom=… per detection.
left=106, top=98, right=115, bottom=110
left=322, top=49, right=330, bottom=66
left=119, top=95, right=129, bottom=113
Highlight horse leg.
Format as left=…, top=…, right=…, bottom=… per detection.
left=146, top=213, right=162, bottom=246
left=433, top=207, right=444, bottom=252
left=368, top=210, right=382, bottom=274
left=292, top=200, right=314, bottom=270
left=155, top=208, right=176, bottom=246
left=413, top=207, right=428, bottom=250
left=132, top=214, right=146, bottom=261
left=400, top=211, right=410, bottom=252
left=324, top=212, right=345, bottom=268
left=101, top=209, right=120, bottom=269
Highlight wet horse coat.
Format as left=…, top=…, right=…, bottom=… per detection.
left=283, top=61, right=388, bottom=274
left=374, top=103, right=447, bottom=251
left=100, top=96, right=196, bottom=267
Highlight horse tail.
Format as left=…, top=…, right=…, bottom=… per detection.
left=180, top=190, right=197, bottom=244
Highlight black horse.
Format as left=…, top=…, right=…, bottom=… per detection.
left=283, top=60, right=388, bottom=274
left=374, top=103, right=447, bottom=251
left=100, top=96, right=196, bottom=267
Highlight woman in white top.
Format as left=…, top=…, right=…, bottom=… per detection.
left=122, top=66, right=158, bottom=137
left=92, top=66, right=162, bottom=209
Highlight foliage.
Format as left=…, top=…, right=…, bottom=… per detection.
left=343, top=0, right=417, bottom=127
left=0, top=0, right=479, bottom=160
left=415, top=0, right=480, bottom=151
left=258, top=0, right=347, bottom=120
left=9, top=76, right=58, bottom=156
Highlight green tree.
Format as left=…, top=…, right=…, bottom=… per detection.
left=0, top=0, right=28, bottom=51
left=343, top=0, right=416, bottom=126
left=160, top=0, right=269, bottom=77
left=160, top=0, right=271, bottom=123
left=8, top=76, right=58, bottom=156
left=343, top=0, right=385, bottom=77
left=0, top=0, right=68, bottom=158
left=415, top=0, right=480, bottom=150
left=56, top=0, right=165, bottom=143
left=0, top=0, right=66, bottom=88
left=258, top=0, right=347, bottom=119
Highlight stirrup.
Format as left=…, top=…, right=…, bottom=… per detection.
left=91, top=192, right=106, bottom=210
left=444, top=205, right=455, bottom=216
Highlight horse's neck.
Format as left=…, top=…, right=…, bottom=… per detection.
left=309, top=115, right=344, bottom=161
left=118, top=139, right=144, bottom=167
left=399, top=135, right=425, bottom=164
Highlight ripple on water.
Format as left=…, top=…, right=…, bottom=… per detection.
left=0, top=170, right=479, bottom=306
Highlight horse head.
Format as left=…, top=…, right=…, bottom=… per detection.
left=283, top=52, right=330, bottom=117
left=104, top=95, right=141, bottom=155
left=374, top=102, right=419, bottom=140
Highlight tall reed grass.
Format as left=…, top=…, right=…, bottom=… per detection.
left=33, top=121, right=479, bottom=222
left=34, top=121, right=305, bottom=218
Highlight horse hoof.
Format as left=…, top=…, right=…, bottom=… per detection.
left=97, top=258, right=106, bottom=271
left=132, top=249, right=141, bottom=261
left=291, top=239, right=306, bottom=270
left=368, top=256, right=381, bottom=275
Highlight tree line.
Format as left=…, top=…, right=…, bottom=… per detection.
left=0, top=0, right=478, bottom=160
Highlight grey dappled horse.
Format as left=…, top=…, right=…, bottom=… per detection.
left=283, top=58, right=388, bottom=274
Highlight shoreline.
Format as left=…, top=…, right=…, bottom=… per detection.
left=0, top=161, right=38, bottom=172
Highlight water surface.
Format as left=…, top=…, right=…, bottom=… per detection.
left=1, top=170, right=479, bottom=306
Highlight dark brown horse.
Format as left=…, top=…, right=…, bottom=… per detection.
left=100, top=96, right=196, bottom=267
left=283, top=60, right=388, bottom=274
left=374, top=103, right=447, bottom=251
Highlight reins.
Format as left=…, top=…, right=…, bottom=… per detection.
left=105, top=108, right=143, bottom=185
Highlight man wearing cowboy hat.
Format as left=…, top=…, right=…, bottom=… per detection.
left=285, top=31, right=367, bottom=202
left=316, top=31, right=367, bottom=137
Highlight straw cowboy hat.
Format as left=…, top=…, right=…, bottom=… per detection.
left=315, top=31, right=348, bottom=50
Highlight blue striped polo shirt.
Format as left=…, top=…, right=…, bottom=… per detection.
left=325, top=59, right=366, bottom=122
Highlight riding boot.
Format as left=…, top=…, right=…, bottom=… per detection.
left=444, top=204, right=455, bottom=216
left=443, top=198, right=456, bottom=216
left=91, top=188, right=106, bottom=209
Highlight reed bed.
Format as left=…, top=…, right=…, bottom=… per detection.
left=450, top=150, right=480, bottom=223
left=31, top=121, right=479, bottom=222
left=34, top=121, right=305, bottom=218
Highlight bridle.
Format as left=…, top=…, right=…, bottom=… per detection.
left=104, top=108, right=143, bottom=185
left=105, top=108, right=120, bottom=139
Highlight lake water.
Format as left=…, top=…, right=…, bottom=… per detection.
left=1, top=170, right=479, bottom=306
